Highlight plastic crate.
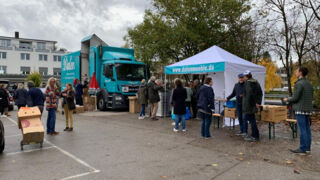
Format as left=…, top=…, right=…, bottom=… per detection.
left=226, top=101, right=236, bottom=108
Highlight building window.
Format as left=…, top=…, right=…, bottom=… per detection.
left=53, top=55, right=61, bottom=62
left=39, top=67, right=48, bottom=76
left=0, top=66, right=7, bottom=74
left=20, top=66, right=30, bottom=75
left=37, top=42, right=46, bottom=50
left=39, top=54, right=48, bottom=61
left=53, top=68, right=61, bottom=76
left=21, top=53, right=30, bottom=60
left=0, top=39, right=11, bottom=47
left=0, top=52, right=6, bottom=59
left=19, top=41, right=32, bottom=49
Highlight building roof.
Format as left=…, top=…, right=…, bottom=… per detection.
left=0, top=35, right=57, bottom=43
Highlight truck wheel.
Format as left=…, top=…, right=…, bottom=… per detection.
left=0, top=120, right=5, bottom=153
left=98, top=97, right=106, bottom=111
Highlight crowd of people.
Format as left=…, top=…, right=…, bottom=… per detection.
left=0, top=77, right=85, bottom=136
left=0, top=66, right=314, bottom=155
left=137, top=67, right=314, bottom=155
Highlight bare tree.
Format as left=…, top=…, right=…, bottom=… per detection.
left=294, top=0, right=320, bottom=20
left=291, top=1, right=319, bottom=66
left=264, top=0, right=295, bottom=95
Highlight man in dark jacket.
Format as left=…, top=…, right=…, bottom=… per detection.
left=148, top=76, right=164, bottom=120
left=197, top=77, right=215, bottom=139
left=227, top=73, right=246, bottom=136
left=242, top=70, right=263, bottom=142
left=27, top=81, right=45, bottom=114
left=74, top=79, right=83, bottom=105
left=284, top=67, right=313, bottom=155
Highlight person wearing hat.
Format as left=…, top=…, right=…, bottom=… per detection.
left=242, top=70, right=263, bottom=142
left=226, top=73, right=246, bottom=136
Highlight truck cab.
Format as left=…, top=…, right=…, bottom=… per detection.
left=61, top=34, right=148, bottom=111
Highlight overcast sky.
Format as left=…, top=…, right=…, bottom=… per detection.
left=0, top=0, right=151, bottom=51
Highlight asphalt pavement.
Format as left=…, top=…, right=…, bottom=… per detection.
left=0, top=108, right=320, bottom=180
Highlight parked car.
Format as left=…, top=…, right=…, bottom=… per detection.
left=0, top=119, right=4, bottom=153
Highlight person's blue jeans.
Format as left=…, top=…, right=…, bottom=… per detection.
left=139, top=104, right=146, bottom=117
left=236, top=104, right=247, bottom=133
left=244, top=113, right=259, bottom=139
left=296, top=114, right=311, bottom=152
left=47, top=108, right=57, bottom=133
left=199, top=112, right=212, bottom=138
left=174, top=114, right=186, bottom=130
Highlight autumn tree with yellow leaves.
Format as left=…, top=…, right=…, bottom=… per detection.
left=258, top=57, right=282, bottom=92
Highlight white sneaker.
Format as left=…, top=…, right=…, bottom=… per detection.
left=138, top=116, right=143, bottom=120
left=182, top=129, right=186, bottom=132
left=142, top=116, right=145, bottom=119
left=173, top=128, right=178, bottom=132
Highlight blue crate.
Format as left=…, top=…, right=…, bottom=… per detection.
left=226, top=101, right=236, bottom=108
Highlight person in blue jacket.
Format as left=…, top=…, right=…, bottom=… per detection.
left=197, top=77, right=215, bottom=139
left=226, top=73, right=246, bottom=136
left=27, top=81, right=45, bottom=114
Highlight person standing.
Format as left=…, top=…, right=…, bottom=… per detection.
left=242, top=70, right=263, bottom=142
left=226, top=74, right=246, bottom=136
left=185, top=82, right=193, bottom=112
left=284, top=67, right=313, bottom=155
left=27, top=81, right=45, bottom=114
left=137, top=79, right=148, bottom=119
left=74, top=79, right=84, bottom=106
left=62, top=83, right=76, bottom=131
left=0, top=84, right=9, bottom=117
left=191, top=79, right=201, bottom=118
left=172, top=79, right=187, bottom=132
left=147, top=76, right=164, bottom=121
left=14, top=83, right=28, bottom=109
left=197, top=77, right=215, bottom=139
left=45, top=77, right=59, bottom=135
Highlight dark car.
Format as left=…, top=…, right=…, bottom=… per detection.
left=0, top=119, right=4, bottom=153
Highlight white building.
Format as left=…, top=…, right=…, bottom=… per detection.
left=0, top=32, right=66, bottom=82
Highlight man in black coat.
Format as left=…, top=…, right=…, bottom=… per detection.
left=227, top=73, right=246, bottom=136
left=242, top=70, right=263, bottom=142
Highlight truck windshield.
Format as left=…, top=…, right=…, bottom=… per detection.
left=115, top=64, right=145, bottom=81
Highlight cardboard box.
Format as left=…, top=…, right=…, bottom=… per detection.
left=18, top=107, right=41, bottom=129
left=76, top=105, right=85, bottom=114
left=84, top=104, right=96, bottom=111
left=20, top=118, right=44, bottom=144
left=129, top=96, right=141, bottom=114
left=224, top=108, right=237, bottom=118
left=261, top=105, right=287, bottom=123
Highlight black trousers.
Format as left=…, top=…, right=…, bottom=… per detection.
left=191, top=100, right=198, bottom=118
left=17, top=104, right=26, bottom=110
left=76, top=95, right=83, bottom=105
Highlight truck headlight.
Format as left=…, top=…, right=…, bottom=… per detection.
left=115, top=96, right=123, bottom=101
left=122, top=86, right=129, bottom=92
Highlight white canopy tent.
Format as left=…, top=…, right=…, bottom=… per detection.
left=165, top=45, right=266, bottom=126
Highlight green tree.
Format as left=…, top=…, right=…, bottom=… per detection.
left=26, top=71, right=42, bottom=87
left=124, top=0, right=259, bottom=71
